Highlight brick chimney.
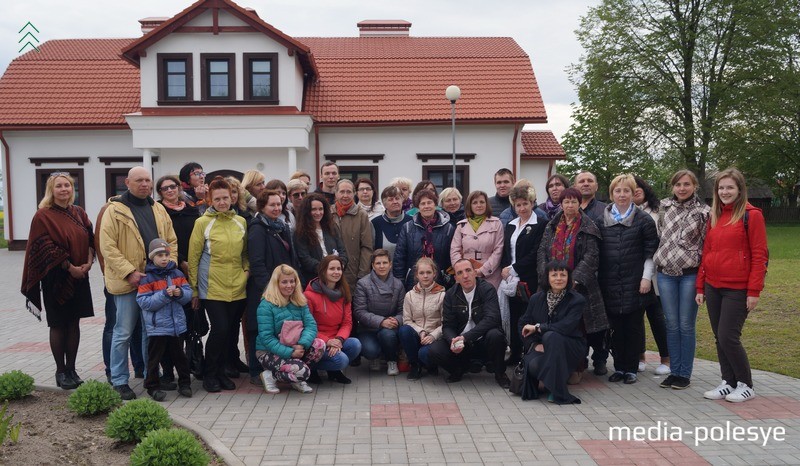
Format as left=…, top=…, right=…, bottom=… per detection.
left=139, top=17, right=169, bottom=35
left=357, top=20, right=412, bottom=37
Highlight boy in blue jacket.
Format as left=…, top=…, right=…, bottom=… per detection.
left=137, top=238, right=193, bottom=401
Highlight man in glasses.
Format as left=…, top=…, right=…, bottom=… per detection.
left=179, top=162, right=208, bottom=213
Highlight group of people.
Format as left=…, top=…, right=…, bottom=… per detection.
left=20, top=161, right=767, bottom=406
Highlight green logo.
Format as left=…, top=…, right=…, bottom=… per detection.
left=18, top=22, right=40, bottom=53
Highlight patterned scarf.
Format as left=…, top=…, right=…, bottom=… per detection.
left=544, top=197, right=562, bottom=218
left=551, top=214, right=580, bottom=270
left=161, top=198, right=186, bottom=211
left=260, top=214, right=290, bottom=252
left=402, top=197, right=413, bottom=212
left=335, top=200, right=354, bottom=218
left=546, top=289, right=567, bottom=317
left=611, top=203, right=635, bottom=222
left=467, top=215, right=486, bottom=232
left=421, top=215, right=437, bottom=258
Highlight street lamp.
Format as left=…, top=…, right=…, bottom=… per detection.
left=445, top=85, right=461, bottom=189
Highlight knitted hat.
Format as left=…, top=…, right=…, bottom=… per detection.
left=148, top=238, right=171, bottom=260
left=179, top=162, right=203, bottom=184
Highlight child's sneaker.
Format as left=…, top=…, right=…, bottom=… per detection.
left=387, top=361, right=399, bottom=376
left=260, top=371, right=280, bottom=394
left=291, top=381, right=313, bottom=394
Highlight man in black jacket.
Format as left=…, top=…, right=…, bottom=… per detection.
left=428, top=259, right=511, bottom=388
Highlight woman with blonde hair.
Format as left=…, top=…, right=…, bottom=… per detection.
left=22, top=172, right=95, bottom=389
left=390, top=177, right=414, bottom=212
left=255, top=265, right=325, bottom=394
left=439, top=187, right=465, bottom=227
left=226, top=176, right=252, bottom=224
left=242, top=169, right=266, bottom=214
left=290, top=170, right=312, bottom=187
left=697, top=168, right=767, bottom=403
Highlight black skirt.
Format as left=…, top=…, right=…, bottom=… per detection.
left=41, top=268, right=94, bottom=328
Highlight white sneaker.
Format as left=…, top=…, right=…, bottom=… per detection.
left=638, top=361, right=646, bottom=372
left=725, top=382, right=755, bottom=403
left=291, top=381, right=313, bottom=394
left=655, top=364, right=671, bottom=375
left=387, top=361, right=399, bottom=376
left=703, top=380, right=734, bottom=400
left=260, top=371, right=280, bottom=394
left=369, top=359, right=382, bottom=371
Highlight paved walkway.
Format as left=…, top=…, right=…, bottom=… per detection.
left=1, top=249, right=799, bottom=465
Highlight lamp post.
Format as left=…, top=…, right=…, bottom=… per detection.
left=445, top=85, right=461, bottom=189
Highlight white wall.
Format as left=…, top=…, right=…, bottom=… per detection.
left=139, top=9, right=304, bottom=109
left=520, top=159, right=553, bottom=205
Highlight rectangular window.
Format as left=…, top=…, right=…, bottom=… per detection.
left=201, top=53, right=235, bottom=101
left=338, top=166, right=378, bottom=187
left=422, top=165, right=469, bottom=196
left=157, top=53, right=193, bottom=102
left=105, top=168, right=130, bottom=200
left=244, top=53, right=278, bottom=102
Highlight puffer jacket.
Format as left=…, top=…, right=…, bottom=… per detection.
left=402, top=283, right=446, bottom=340
left=450, top=216, right=504, bottom=289
left=537, top=211, right=608, bottom=334
left=598, top=205, right=659, bottom=314
left=441, top=278, right=502, bottom=344
left=393, top=211, right=455, bottom=290
left=333, top=203, right=374, bottom=290
left=136, top=261, right=192, bottom=337
left=582, top=198, right=607, bottom=227
left=255, top=299, right=318, bottom=359
left=304, top=278, right=353, bottom=341
left=99, top=195, right=178, bottom=295
left=187, top=207, right=249, bottom=302
left=697, top=203, right=767, bottom=297
left=353, top=271, right=405, bottom=330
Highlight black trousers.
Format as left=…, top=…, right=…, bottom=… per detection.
left=586, top=329, right=608, bottom=365
left=145, top=336, right=190, bottom=390
left=608, top=308, right=645, bottom=374
left=428, top=328, right=506, bottom=377
left=705, top=285, right=752, bottom=387
left=508, top=297, right=527, bottom=361
left=203, top=299, right=246, bottom=379
left=641, top=291, right=669, bottom=358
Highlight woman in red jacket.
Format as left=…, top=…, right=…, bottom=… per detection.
left=305, top=255, right=362, bottom=384
left=696, top=168, right=767, bottom=403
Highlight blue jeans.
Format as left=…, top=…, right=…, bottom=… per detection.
left=358, top=328, right=400, bottom=362
left=313, top=338, right=362, bottom=371
left=110, top=291, right=148, bottom=386
left=657, top=273, right=699, bottom=379
left=102, top=288, right=144, bottom=377
left=398, top=325, right=432, bottom=367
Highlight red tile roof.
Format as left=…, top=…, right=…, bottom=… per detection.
left=300, top=37, right=547, bottom=124
left=0, top=39, right=139, bottom=127
left=520, top=130, right=566, bottom=159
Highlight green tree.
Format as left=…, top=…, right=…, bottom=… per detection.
left=563, top=0, right=799, bottom=195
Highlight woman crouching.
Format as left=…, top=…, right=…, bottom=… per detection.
left=255, top=265, right=325, bottom=394
left=518, top=260, right=586, bottom=404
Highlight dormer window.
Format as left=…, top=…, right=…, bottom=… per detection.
left=157, top=53, right=193, bottom=101
left=201, top=53, right=235, bottom=101
left=244, top=53, right=278, bottom=103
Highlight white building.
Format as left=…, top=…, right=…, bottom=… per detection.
left=0, top=0, right=564, bottom=249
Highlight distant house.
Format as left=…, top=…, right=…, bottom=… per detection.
left=0, top=0, right=563, bottom=248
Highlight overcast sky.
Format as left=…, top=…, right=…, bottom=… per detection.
left=0, top=0, right=599, bottom=140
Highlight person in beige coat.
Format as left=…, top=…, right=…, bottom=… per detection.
left=332, top=179, right=374, bottom=292
left=398, top=257, right=446, bottom=380
left=450, top=190, right=505, bottom=289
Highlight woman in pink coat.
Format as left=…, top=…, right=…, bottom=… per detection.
left=450, top=190, right=505, bottom=289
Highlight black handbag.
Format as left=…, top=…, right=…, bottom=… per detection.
left=509, top=359, right=525, bottom=395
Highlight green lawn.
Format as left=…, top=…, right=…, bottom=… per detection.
left=0, top=211, right=6, bottom=249
left=648, top=225, right=800, bottom=379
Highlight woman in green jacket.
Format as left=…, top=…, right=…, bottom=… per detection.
left=188, top=177, right=249, bottom=393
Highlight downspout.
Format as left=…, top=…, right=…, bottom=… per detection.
left=0, top=131, right=13, bottom=243
left=314, top=125, right=320, bottom=186
left=511, top=123, right=520, bottom=180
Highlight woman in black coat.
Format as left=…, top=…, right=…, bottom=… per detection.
left=598, top=174, right=659, bottom=385
left=246, top=190, right=297, bottom=382
left=293, top=193, right=348, bottom=285
left=518, top=260, right=586, bottom=404
left=500, top=186, right=547, bottom=363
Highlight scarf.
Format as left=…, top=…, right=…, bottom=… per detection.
left=311, top=277, right=343, bottom=302
left=21, top=205, right=93, bottom=320
left=161, top=198, right=186, bottom=211
left=551, top=214, right=581, bottom=270
left=420, top=215, right=437, bottom=258
left=369, top=270, right=394, bottom=295
left=259, top=214, right=290, bottom=252
left=335, top=200, right=354, bottom=218
left=384, top=212, right=406, bottom=224
left=467, top=215, right=486, bottom=232
left=402, top=197, right=413, bottom=212
left=545, top=197, right=562, bottom=218
left=546, top=289, right=567, bottom=317
left=611, top=203, right=635, bottom=222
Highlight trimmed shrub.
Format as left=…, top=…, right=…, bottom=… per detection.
left=130, top=428, right=210, bottom=466
left=68, top=380, right=122, bottom=415
left=106, top=399, right=171, bottom=443
left=0, top=370, right=34, bottom=401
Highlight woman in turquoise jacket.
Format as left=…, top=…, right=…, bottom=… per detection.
left=256, top=264, right=325, bottom=394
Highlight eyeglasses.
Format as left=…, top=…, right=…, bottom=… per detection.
left=50, top=171, right=69, bottom=178
left=291, top=192, right=307, bottom=199
left=358, top=187, right=373, bottom=192
left=160, top=184, right=178, bottom=191
left=191, top=171, right=205, bottom=177
left=547, top=182, right=564, bottom=189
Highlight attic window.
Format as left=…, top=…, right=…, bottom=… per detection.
left=157, top=53, right=193, bottom=101
left=201, top=53, right=235, bottom=101
left=244, top=53, right=278, bottom=103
